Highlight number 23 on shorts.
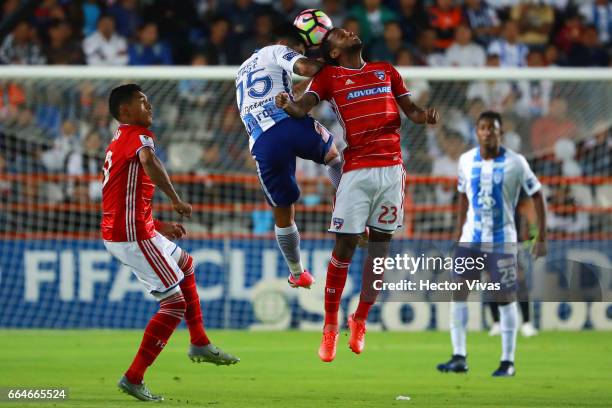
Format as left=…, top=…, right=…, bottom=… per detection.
left=377, top=205, right=398, bottom=224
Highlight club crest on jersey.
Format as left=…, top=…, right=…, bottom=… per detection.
left=333, top=217, right=344, bottom=230
left=493, top=172, right=503, bottom=184
left=374, top=70, right=386, bottom=80
left=139, top=134, right=154, bottom=147
left=478, top=191, right=496, bottom=209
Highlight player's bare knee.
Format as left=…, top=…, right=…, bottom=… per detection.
left=273, top=206, right=295, bottom=228
left=367, top=238, right=390, bottom=259
left=367, top=244, right=389, bottom=259
left=334, top=234, right=359, bottom=259
left=367, top=229, right=392, bottom=258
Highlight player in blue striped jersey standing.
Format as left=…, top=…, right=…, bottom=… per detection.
left=437, top=111, right=547, bottom=377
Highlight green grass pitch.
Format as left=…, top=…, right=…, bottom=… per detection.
left=0, top=330, right=610, bottom=407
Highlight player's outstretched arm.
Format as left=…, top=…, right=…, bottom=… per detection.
left=138, top=147, right=192, bottom=218
left=530, top=191, right=547, bottom=258
left=293, top=58, right=324, bottom=77
left=396, top=95, right=439, bottom=125
left=275, top=91, right=318, bottom=118
left=454, top=193, right=469, bottom=242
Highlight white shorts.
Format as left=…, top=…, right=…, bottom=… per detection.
left=104, top=233, right=184, bottom=296
left=329, top=164, right=406, bottom=234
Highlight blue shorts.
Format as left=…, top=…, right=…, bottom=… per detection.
left=452, top=244, right=518, bottom=292
left=251, top=116, right=334, bottom=207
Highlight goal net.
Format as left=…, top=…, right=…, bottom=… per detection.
left=0, top=67, right=610, bottom=330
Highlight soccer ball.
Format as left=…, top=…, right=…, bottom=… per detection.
left=293, top=9, right=333, bottom=47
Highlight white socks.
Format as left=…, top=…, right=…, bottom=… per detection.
left=450, top=301, right=468, bottom=357
left=275, top=223, right=303, bottom=277
left=449, top=301, right=518, bottom=362
left=499, top=302, right=518, bottom=362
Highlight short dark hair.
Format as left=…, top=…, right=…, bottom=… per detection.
left=478, top=111, right=503, bottom=127
left=384, top=20, right=402, bottom=30
left=320, top=27, right=340, bottom=65
left=138, top=21, right=157, bottom=31
left=109, top=84, right=142, bottom=121
left=272, top=22, right=305, bottom=48
left=14, top=19, right=31, bottom=29
left=98, top=13, right=114, bottom=23
left=211, top=15, right=230, bottom=26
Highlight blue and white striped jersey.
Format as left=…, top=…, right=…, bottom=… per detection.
left=487, top=40, right=528, bottom=67
left=457, top=147, right=541, bottom=244
left=235, top=45, right=304, bottom=150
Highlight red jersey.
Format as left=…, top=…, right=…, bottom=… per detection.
left=428, top=6, right=463, bottom=49
left=101, top=124, right=157, bottom=242
left=306, top=62, right=410, bottom=173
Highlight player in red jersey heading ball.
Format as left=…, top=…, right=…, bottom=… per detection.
left=276, top=28, right=439, bottom=362
left=102, top=84, right=239, bottom=402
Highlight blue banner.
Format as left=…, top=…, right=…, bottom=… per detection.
left=0, top=239, right=611, bottom=330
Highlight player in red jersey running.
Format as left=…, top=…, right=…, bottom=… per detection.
left=276, top=28, right=439, bottom=362
left=102, top=84, right=239, bottom=402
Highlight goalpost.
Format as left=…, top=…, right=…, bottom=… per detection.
left=0, top=66, right=610, bottom=330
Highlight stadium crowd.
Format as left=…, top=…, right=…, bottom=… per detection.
left=1, top=0, right=612, bottom=67
left=0, top=0, right=610, bottom=235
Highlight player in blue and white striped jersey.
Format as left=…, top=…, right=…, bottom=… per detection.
left=437, top=111, right=547, bottom=377
left=456, top=135, right=541, bottom=245
left=235, top=23, right=342, bottom=289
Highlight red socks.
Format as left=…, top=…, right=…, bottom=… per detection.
left=125, top=251, right=212, bottom=385
left=354, top=301, right=374, bottom=321
left=324, top=253, right=350, bottom=329
left=178, top=252, right=210, bottom=347
left=125, top=292, right=185, bottom=384
left=354, top=255, right=381, bottom=321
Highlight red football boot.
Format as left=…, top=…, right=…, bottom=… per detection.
left=288, top=270, right=315, bottom=289
left=318, top=329, right=339, bottom=362
left=348, top=314, right=367, bottom=354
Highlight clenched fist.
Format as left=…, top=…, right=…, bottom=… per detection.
left=275, top=92, right=291, bottom=109
left=425, top=107, right=440, bottom=125
left=172, top=199, right=192, bottom=218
